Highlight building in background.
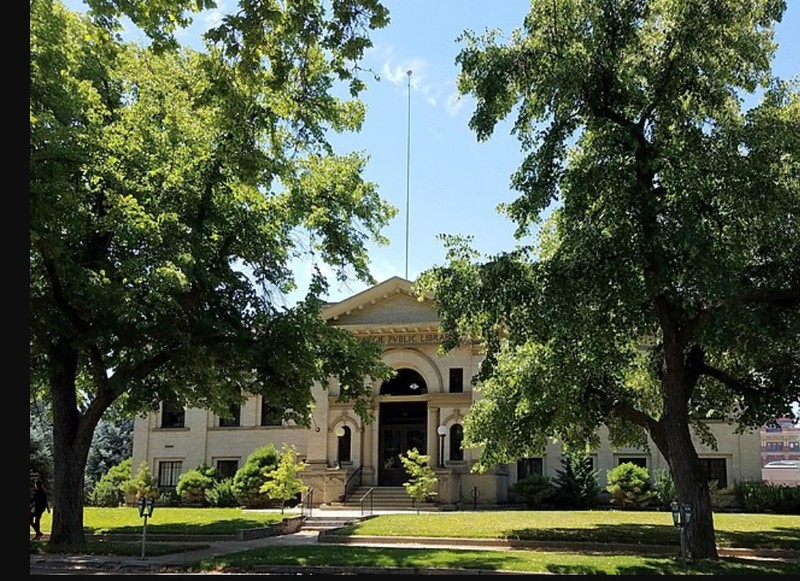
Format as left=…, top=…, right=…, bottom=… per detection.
left=761, top=417, right=800, bottom=466
left=132, top=277, right=764, bottom=507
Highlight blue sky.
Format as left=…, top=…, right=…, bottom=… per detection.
left=64, top=1, right=799, bottom=305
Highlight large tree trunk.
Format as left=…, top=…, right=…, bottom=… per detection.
left=47, top=340, right=104, bottom=546
left=659, top=338, right=718, bottom=560
left=662, top=414, right=717, bottom=559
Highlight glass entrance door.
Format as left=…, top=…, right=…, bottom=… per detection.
left=378, top=402, right=427, bottom=486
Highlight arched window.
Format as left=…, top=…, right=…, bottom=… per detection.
left=380, top=368, right=428, bottom=395
left=338, top=425, right=352, bottom=463
left=449, top=424, right=464, bottom=461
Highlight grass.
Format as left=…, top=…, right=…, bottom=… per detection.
left=78, top=506, right=292, bottom=535
left=30, top=508, right=800, bottom=575
left=332, top=510, right=800, bottom=551
left=196, top=545, right=800, bottom=575
left=30, top=507, right=293, bottom=557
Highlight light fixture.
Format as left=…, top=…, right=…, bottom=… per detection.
left=410, top=383, right=419, bottom=391
left=437, top=425, right=448, bottom=467
left=334, top=426, right=345, bottom=469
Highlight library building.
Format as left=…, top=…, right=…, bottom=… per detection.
left=132, top=276, right=762, bottom=508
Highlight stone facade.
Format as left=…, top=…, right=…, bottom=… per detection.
left=132, top=276, right=763, bottom=506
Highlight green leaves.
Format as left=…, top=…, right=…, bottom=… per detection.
left=422, top=0, right=799, bottom=475
left=31, top=0, right=393, bottom=544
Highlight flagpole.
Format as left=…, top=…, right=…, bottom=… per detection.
left=404, top=69, right=412, bottom=280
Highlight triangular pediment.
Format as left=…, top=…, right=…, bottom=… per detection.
left=322, top=276, right=438, bottom=330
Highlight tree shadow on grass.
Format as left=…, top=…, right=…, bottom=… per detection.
left=715, top=526, right=800, bottom=551
left=84, top=517, right=286, bottom=536
left=506, top=522, right=679, bottom=546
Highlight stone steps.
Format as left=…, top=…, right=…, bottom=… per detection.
left=325, top=486, right=440, bottom=512
left=301, top=515, right=363, bottom=531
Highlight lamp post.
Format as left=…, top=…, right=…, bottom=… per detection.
left=437, top=425, right=448, bottom=468
left=335, top=426, right=345, bottom=469
left=137, top=496, right=155, bottom=559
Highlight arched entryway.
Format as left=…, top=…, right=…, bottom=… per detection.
left=378, top=368, right=428, bottom=486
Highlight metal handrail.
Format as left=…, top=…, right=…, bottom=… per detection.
left=300, top=487, right=313, bottom=518
left=359, top=487, right=374, bottom=516
left=342, top=466, right=363, bottom=503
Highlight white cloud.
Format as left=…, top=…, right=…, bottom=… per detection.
left=445, top=89, right=466, bottom=117
left=202, top=8, right=226, bottom=28
left=372, top=43, right=443, bottom=98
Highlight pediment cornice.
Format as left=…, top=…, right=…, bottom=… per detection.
left=321, top=276, right=435, bottom=322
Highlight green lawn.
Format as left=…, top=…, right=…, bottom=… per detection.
left=197, top=545, right=800, bottom=575
left=334, top=510, right=800, bottom=551
left=35, top=506, right=293, bottom=536
left=43, top=507, right=799, bottom=551
left=30, top=508, right=800, bottom=575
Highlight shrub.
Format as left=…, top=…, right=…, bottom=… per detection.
left=709, top=481, right=737, bottom=510
left=88, top=457, right=131, bottom=507
left=551, top=454, right=600, bottom=509
left=651, top=469, right=677, bottom=510
left=605, top=462, right=655, bottom=509
left=232, top=444, right=281, bottom=508
left=773, top=484, right=800, bottom=514
left=157, top=488, right=182, bottom=507
left=206, top=478, right=240, bottom=508
left=176, top=464, right=217, bottom=507
left=123, top=461, right=160, bottom=503
left=512, top=474, right=556, bottom=508
left=400, top=448, right=438, bottom=512
left=734, top=479, right=800, bottom=514
left=260, top=445, right=308, bottom=513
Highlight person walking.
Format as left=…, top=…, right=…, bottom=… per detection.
left=30, top=478, right=50, bottom=540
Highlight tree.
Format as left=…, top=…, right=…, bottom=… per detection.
left=232, top=444, right=282, bottom=508
left=124, top=461, right=160, bottom=502
left=551, top=454, right=601, bottom=510
left=88, top=457, right=131, bottom=507
left=511, top=473, right=555, bottom=508
left=417, top=0, right=799, bottom=560
left=176, top=464, right=217, bottom=507
left=30, top=400, right=53, bottom=488
left=400, top=448, right=438, bottom=512
left=85, top=415, right=133, bottom=493
left=30, top=0, right=394, bottom=545
left=605, top=462, right=655, bottom=509
left=260, top=444, right=308, bottom=513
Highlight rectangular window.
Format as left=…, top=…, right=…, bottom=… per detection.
left=260, top=399, right=283, bottom=426
left=215, top=460, right=239, bottom=480
left=698, top=458, right=728, bottom=488
left=517, top=457, right=543, bottom=479
left=219, top=389, right=242, bottom=427
left=161, top=402, right=185, bottom=428
left=157, top=460, right=182, bottom=488
left=448, top=368, right=464, bottom=393
left=617, top=456, right=647, bottom=469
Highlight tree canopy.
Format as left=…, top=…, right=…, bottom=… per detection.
left=418, top=0, right=798, bottom=560
left=30, top=0, right=393, bottom=545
